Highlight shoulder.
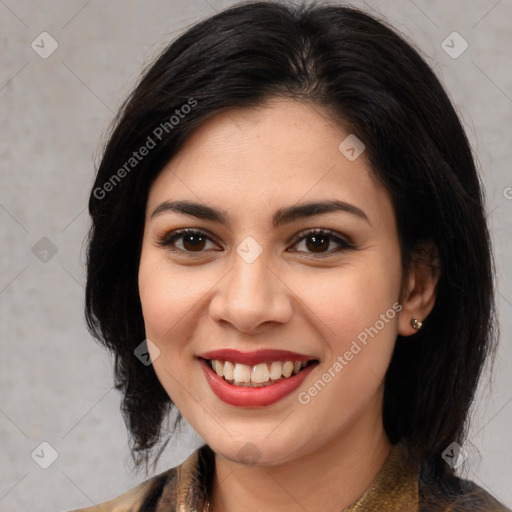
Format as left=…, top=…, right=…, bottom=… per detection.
left=446, top=478, right=511, bottom=512
left=419, top=466, right=510, bottom=512
left=66, top=467, right=177, bottom=512
left=65, top=444, right=212, bottom=512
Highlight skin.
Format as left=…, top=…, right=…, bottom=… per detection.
left=138, top=98, right=438, bottom=512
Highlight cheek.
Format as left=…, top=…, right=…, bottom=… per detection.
left=137, top=251, right=207, bottom=407
left=290, top=259, right=401, bottom=353
left=138, top=250, right=206, bottom=342
left=138, top=256, right=188, bottom=374
left=291, top=264, right=401, bottom=431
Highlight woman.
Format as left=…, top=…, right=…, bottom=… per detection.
left=73, top=2, right=510, bottom=511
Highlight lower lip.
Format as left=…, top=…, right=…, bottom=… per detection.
left=199, top=358, right=317, bottom=407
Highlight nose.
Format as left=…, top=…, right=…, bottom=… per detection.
left=209, top=253, right=293, bottom=335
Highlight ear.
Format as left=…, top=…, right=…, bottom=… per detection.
left=398, top=240, right=441, bottom=336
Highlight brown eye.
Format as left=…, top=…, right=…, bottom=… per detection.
left=181, top=232, right=207, bottom=251
left=158, top=229, right=220, bottom=254
left=290, top=229, right=354, bottom=256
left=305, top=233, right=330, bottom=253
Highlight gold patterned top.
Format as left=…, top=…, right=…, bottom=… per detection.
left=68, top=442, right=510, bottom=512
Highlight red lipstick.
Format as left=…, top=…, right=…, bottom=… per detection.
left=198, top=351, right=318, bottom=407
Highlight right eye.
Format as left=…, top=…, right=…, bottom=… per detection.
left=157, top=228, right=222, bottom=254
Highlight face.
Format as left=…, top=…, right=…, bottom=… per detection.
left=138, top=98, right=405, bottom=465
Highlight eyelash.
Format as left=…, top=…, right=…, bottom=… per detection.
left=156, top=227, right=355, bottom=257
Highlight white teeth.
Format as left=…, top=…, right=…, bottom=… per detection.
left=233, top=363, right=251, bottom=383
left=282, top=361, right=294, bottom=378
left=269, top=361, right=282, bottom=380
left=251, top=363, right=270, bottom=383
left=213, top=360, right=224, bottom=377
left=209, top=359, right=310, bottom=386
left=223, top=361, right=234, bottom=381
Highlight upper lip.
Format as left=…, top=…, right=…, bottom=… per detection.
left=198, top=349, right=317, bottom=366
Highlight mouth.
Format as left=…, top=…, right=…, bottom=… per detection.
left=198, top=349, right=319, bottom=407
left=202, top=358, right=317, bottom=388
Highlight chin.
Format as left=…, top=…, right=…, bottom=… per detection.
left=206, top=431, right=311, bottom=468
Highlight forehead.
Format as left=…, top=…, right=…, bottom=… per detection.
left=147, top=98, right=394, bottom=229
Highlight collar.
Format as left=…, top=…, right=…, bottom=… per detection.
left=344, top=442, right=419, bottom=511
left=167, top=442, right=419, bottom=512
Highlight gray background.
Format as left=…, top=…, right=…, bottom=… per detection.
left=1, top=0, right=511, bottom=510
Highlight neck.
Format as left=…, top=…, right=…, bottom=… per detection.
left=209, top=400, right=392, bottom=512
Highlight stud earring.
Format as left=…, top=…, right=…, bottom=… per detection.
left=410, top=318, right=423, bottom=330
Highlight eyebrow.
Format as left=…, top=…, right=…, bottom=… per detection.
left=151, top=199, right=371, bottom=227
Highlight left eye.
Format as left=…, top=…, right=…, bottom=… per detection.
left=290, top=229, right=354, bottom=255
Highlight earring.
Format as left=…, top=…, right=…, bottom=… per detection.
left=410, top=318, right=423, bottom=330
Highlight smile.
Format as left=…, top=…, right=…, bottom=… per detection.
left=207, top=359, right=312, bottom=387
left=198, top=349, right=319, bottom=406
